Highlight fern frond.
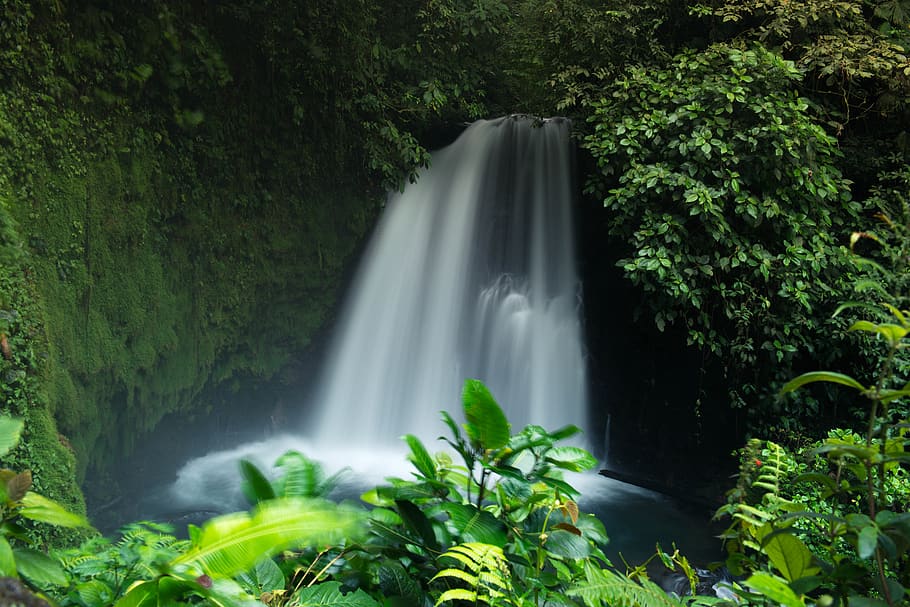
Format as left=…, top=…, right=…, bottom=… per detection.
left=567, top=562, right=686, bottom=607
left=432, top=543, right=514, bottom=606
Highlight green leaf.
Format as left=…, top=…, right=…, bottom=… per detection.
left=440, top=503, right=507, bottom=547
left=875, top=388, right=910, bottom=404
left=574, top=514, right=609, bottom=545
left=780, top=371, right=866, bottom=394
left=240, top=459, right=276, bottom=504
left=75, top=579, right=115, bottom=606
left=174, top=498, right=364, bottom=578
left=114, top=581, right=159, bottom=607
left=745, top=572, right=804, bottom=607
left=236, top=557, right=285, bottom=594
left=545, top=528, right=592, bottom=559
left=19, top=492, right=92, bottom=528
left=13, top=546, right=68, bottom=587
left=548, top=425, right=582, bottom=441
left=0, top=536, right=15, bottom=577
left=462, top=379, right=510, bottom=450
left=849, top=321, right=909, bottom=346
left=858, top=524, right=879, bottom=559
left=294, top=581, right=379, bottom=607
left=378, top=560, right=423, bottom=603
left=0, top=417, right=23, bottom=458
left=395, top=499, right=441, bottom=551
left=436, top=588, right=477, bottom=605
left=276, top=451, right=341, bottom=498
left=545, top=446, right=597, bottom=472
left=404, top=434, right=437, bottom=480
left=762, top=532, right=820, bottom=582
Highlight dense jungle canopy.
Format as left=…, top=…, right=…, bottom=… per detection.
left=0, top=0, right=909, bottom=525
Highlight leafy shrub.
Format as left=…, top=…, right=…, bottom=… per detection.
left=584, top=42, right=862, bottom=431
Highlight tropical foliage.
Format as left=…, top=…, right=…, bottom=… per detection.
left=584, top=42, right=864, bottom=432
left=15, top=380, right=709, bottom=607
left=4, top=0, right=910, bottom=606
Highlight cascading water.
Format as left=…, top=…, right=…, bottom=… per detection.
left=125, top=117, right=720, bottom=565
left=309, top=115, right=587, bottom=445
left=165, top=116, right=590, bottom=514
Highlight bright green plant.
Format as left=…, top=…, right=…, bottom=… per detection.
left=432, top=542, right=515, bottom=607
left=0, top=416, right=92, bottom=596
left=567, top=561, right=693, bottom=607
left=240, top=450, right=346, bottom=505
left=49, top=378, right=746, bottom=607
left=54, top=522, right=188, bottom=606
left=360, top=379, right=608, bottom=606
left=715, top=296, right=910, bottom=604
left=55, top=498, right=365, bottom=606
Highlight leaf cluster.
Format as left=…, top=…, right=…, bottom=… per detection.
left=585, top=42, right=862, bottom=429
left=0, top=416, right=92, bottom=597
left=693, top=0, right=910, bottom=124
left=716, top=284, right=910, bottom=605
left=44, top=379, right=717, bottom=607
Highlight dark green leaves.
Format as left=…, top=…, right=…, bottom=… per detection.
left=294, top=581, right=379, bottom=607
left=584, top=42, right=858, bottom=431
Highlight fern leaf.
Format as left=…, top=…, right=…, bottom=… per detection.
left=567, top=562, right=686, bottom=607
left=174, top=498, right=364, bottom=577
left=433, top=543, right=513, bottom=606
left=436, top=588, right=478, bottom=605
left=432, top=568, right=479, bottom=586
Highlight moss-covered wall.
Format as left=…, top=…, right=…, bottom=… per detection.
left=0, top=198, right=84, bottom=524
left=0, top=0, right=511, bottom=519
left=0, top=2, right=379, bottom=515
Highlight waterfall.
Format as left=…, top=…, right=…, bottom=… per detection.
left=165, top=116, right=589, bottom=514
left=307, top=116, right=587, bottom=446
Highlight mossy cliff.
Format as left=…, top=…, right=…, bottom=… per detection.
left=0, top=0, right=512, bottom=520
left=0, top=2, right=398, bottom=517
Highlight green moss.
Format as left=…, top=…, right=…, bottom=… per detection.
left=0, top=198, right=87, bottom=544
left=0, top=3, right=378, bottom=517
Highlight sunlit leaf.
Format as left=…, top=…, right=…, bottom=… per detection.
left=745, top=572, right=804, bottom=607
left=762, top=532, right=820, bottom=582
left=19, top=492, right=91, bottom=528
left=0, top=536, right=14, bottom=577
left=404, top=434, right=436, bottom=480
left=780, top=371, right=866, bottom=394
left=236, top=557, right=285, bottom=595
left=114, top=581, right=159, bottom=607
left=0, top=417, right=23, bottom=459
left=174, top=498, right=365, bottom=577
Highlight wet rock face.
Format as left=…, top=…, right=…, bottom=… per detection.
left=0, top=577, right=52, bottom=607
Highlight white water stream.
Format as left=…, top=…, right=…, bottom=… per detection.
left=169, top=116, right=588, bottom=510
left=308, top=116, right=587, bottom=445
